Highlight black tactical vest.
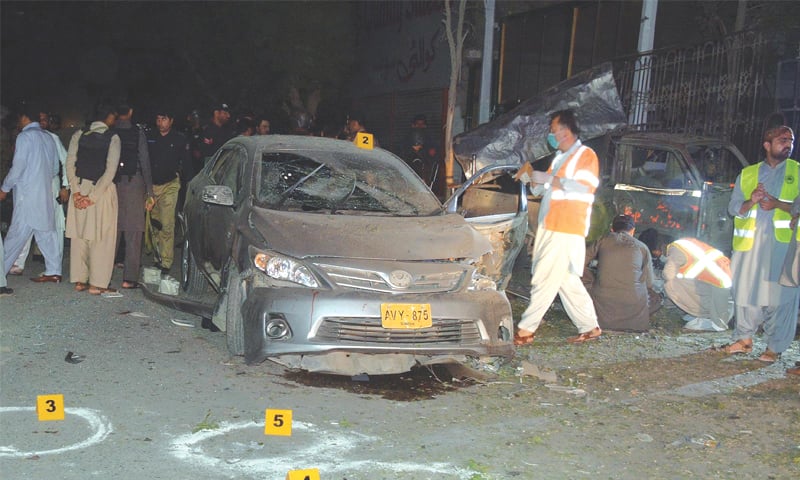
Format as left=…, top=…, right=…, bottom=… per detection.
left=76, top=130, right=114, bottom=182
left=112, top=126, right=140, bottom=180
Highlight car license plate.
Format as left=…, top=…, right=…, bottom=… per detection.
left=381, top=303, right=432, bottom=329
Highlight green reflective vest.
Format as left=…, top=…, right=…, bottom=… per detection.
left=732, top=159, right=799, bottom=251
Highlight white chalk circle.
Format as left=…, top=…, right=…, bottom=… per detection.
left=0, top=406, right=112, bottom=457
left=170, top=419, right=474, bottom=478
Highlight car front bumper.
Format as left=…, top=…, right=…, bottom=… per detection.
left=242, top=286, right=515, bottom=365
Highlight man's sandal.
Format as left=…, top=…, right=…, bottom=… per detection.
left=88, top=286, right=117, bottom=295
left=719, top=340, right=753, bottom=354
left=757, top=349, right=780, bottom=363
left=567, top=327, right=602, bottom=344
left=513, top=331, right=536, bottom=346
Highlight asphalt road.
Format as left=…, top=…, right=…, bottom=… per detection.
left=1, top=258, right=799, bottom=480
left=1, top=262, right=520, bottom=480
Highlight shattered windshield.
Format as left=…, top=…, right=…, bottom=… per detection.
left=688, top=144, right=744, bottom=185
left=257, top=150, right=441, bottom=216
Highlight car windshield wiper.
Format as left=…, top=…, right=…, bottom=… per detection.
left=275, top=164, right=326, bottom=208
left=330, top=177, right=357, bottom=214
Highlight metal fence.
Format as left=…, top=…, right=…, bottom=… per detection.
left=613, top=30, right=781, bottom=161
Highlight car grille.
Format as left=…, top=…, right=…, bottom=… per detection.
left=315, top=317, right=482, bottom=345
left=315, top=263, right=464, bottom=293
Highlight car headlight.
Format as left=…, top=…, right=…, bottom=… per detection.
left=469, top=269, right=497, bottom=291
left=252, top=250, right=319, bottom=288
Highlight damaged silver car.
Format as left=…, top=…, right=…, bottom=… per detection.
left=179, top=135, right=527, bottom=375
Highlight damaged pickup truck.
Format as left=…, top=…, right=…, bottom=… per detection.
left=590, top=132, right=749, bottom=253
left=168, top=134, right=527, bottom=375
left=453, top=62, right=749, bottom=254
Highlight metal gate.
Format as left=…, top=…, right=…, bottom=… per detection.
left=614, top=30, right=777, bottom=161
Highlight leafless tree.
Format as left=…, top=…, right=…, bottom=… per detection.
left=443, top=0, right=467, bottom=189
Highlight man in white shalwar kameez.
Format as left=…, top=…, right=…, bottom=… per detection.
left=0, top=105, right=61, bottom=281
left=724, top=125, right=800, bottom=362
left=9, top=111, right=69, bottom=275
left=513, top=110, right=601, bottom=345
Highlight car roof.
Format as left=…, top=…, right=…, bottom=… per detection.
left=617, top=131, right=736, bottom=148
left=224, top=134, right=382, bottom=155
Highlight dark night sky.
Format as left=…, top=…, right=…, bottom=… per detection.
left=1, top=1, right=357, bottom=131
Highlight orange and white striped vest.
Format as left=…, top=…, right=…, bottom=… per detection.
left=542, top=145, right=599, bottom=236
left=668, top=238, right=732, bottom=288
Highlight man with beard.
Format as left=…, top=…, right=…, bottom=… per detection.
left=722, top=125, right=800, bottom=363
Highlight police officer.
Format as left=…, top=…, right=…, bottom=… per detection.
left=147, top=108, right=189, bottom=274
left=199, top=103, right=234, bottom=163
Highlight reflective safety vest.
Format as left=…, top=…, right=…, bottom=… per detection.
left=733, top=159, right=800, bottom=251
left=669, top=238, right=732, bottom=288
left=543, top=145, right=599, bottom=236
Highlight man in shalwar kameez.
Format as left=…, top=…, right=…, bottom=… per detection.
left=584, top=214, right=659, bottom=332
left=723, top=125, right=800, bottom=362
left=0, top=104, right=61, bottom=281
left=112, top=104, right=154, bottom=289
left=9, top=111, right=69, bottom=276
left=513, top=110, right=602, bottom=345
left=66, top=105, right=121, bottom=294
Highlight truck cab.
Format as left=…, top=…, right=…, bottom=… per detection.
left=590, top=132, right=750, bottom=254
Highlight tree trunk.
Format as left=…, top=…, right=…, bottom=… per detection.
left=443, top=0, right=467, bottom=190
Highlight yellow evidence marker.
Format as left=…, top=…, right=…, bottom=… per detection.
left=265, top=408, right=292, bottom=436
left=355, top=132, right=374, bottom=149
left=285, top=468, right=320, bottom=480
left=36, top=394, right=65, bottom=421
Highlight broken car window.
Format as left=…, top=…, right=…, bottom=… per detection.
left=688, top=145, right=743, bottom=185
left=258, top=151, right=441, bottom=216
left=630, top=147, right=687, bottom=188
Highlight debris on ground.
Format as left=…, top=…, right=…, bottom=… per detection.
left=170, top=318, right=195, bottom=328
left=518, top=360, right=558, bottom=383
left=545, top=384, right=587, bottom=396
left=64, top=351, right=85, bottom=364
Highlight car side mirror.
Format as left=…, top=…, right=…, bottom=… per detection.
left=202, top=185, right=234, bottom=206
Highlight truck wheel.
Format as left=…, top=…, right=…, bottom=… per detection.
left=225, top=265, right=245, bottom=356
left=181, top=237, right=207, bottom=295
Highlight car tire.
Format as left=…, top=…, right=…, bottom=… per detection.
left=181, top=237, right=207, bottom=295
left=225, top=264, right=246, bottom=356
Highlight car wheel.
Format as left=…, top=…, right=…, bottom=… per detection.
left=181, top=237, right=207, bottom=295
left=225, top=264, right=245, bottom=356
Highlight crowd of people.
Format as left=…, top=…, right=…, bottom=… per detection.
left=512, top=111, right=799, bottom=377
left=0, top=100, right=441, bottom=298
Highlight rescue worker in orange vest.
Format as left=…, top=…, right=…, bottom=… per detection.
left=663, top=238, right=732, bottom=331
left=513, top=109, right=601, bottom=345
left=722, top=124, right=800, bottom=362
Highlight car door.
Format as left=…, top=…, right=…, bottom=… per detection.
left=203, top=145, right=248, bottom=270
left=444, top=164, right=528, bottom=291
left=687, top=143, right=748, bottom=253
left=611, top=142, right=702, bottom=242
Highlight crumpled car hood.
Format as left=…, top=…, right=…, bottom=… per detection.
left=250, top=208, right=492, bottom=261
